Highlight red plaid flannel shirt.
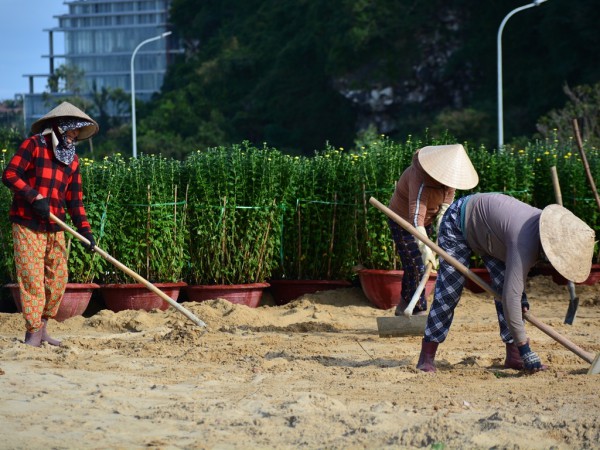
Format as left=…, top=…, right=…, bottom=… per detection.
left=2, top=134, right=92, bottom=233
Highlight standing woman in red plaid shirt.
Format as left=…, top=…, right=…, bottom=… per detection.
left=2, top=102, right=98, bottom=347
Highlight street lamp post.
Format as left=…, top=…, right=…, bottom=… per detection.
left=130, top=31, right=172, bottom=158
left=497, top=0, right=547, bottom=150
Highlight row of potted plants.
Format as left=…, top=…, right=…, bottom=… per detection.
left=0, top=136, right=598, bottom=313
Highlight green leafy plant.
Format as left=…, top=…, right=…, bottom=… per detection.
left=183, top=142, right=289, bottom=284
left=1, top=133, right=598, bottom=284
left=275, top=145, right=360, bottom=280
left=92, top=154, right=189, bottom=283
left=0, top=149, right=15, bottom=284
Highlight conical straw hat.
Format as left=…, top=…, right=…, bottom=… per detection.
left=540, top=204, right=595, bottom=283
left=30, top=102, right=99, bottom=140
left=417, top=144, right=479, bottom=190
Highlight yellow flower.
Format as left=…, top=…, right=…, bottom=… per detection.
left=1, top=149, right=6, bottom=153
left=536, top=158, right=541, bottom=162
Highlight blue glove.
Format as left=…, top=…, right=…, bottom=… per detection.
left=518, top=342, right=543, bottom=371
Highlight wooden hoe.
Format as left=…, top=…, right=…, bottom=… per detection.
left=369, top=197, right=600, bottom=375
left=50, top=212, right=207, bottom=328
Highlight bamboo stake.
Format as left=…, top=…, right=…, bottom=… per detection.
left=173, top=184, right=177, bottom=247
left=255, top=201, right=274, bottom=283
left=146, top=185, right=151, bottom=280
left=572, top=118, right=600, bottom=212
left=327, top=193, right=337, bottom=279
left=361, top=183, right=371, bottom=263
left=297, top=202, right=302, bottom=279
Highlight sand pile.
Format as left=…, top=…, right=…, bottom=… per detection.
left=1, top=276, right=599, bottom=449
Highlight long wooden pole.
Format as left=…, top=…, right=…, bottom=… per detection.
left=368, top=197, right=596, bottom=366
left=572, top=118, right=600, bottom=212
left=550, top=166, right=579, bottom=325
left=49, top=213, right=206, bottom=328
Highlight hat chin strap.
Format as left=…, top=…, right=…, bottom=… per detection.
left=41, top=127, right=60, bottom=151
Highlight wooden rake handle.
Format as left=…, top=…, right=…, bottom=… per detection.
left=49, top=213, right=206, bottom=328
left=369, top=197, right=596, bottom=365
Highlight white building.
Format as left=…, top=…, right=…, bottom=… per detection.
left=23, top=0, right=179, bottom=132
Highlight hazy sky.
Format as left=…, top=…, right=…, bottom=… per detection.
left=0, top=0, right=67, bottom=101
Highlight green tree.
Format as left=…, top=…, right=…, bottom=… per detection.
left=47, top=65, right=86, bottom=95
left=536, top=82, right=600, bottom=148
left=142, top=0, right=600, bottom=155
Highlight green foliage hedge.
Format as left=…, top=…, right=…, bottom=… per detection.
left=0, top=136, right=598, bottom=285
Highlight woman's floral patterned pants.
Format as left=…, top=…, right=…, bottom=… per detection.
left=12, top=224, right=67, bottom=332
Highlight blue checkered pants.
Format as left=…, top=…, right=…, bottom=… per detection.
left=424, top=197, right=526, bottom=344
left=389, top=219, right=430, bottom=312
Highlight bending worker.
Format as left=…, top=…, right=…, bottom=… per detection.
left=416, top=193, right=595, bottom=373
left=2, top=102, right=98, bottom=347
left=388, top=144, right=478, bottom=316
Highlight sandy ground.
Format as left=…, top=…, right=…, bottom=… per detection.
left=0, top=276, right=599, bottom=450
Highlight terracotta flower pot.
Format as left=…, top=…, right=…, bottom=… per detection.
left=584, top=264, right=600, bottom=285
left=552, top=264, right=600, bottom=286
left=358, top=269, right=437, bottom=310
left=268, top=279, right=353, bottom=305
left=7, top=283, right=99, bottom=321
left=185, top=283, right=269, bottom=308
left=99, top=282, right=187, bottom=313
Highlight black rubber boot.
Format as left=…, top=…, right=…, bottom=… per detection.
left=24, top=329, right=43, bottom=347
left=41, top=319, right=62, bottom=346
left=416, top=339, right=439, bottom=372
left=504, top=342, right=523, bottom=369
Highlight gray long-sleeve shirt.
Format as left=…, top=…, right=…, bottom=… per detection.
left=463, top=193, right=541, bottom=344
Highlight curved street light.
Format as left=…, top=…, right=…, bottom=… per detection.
left=130, top=31, right=172, bottom=158
left=497, top=0, right=548, bottom=150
